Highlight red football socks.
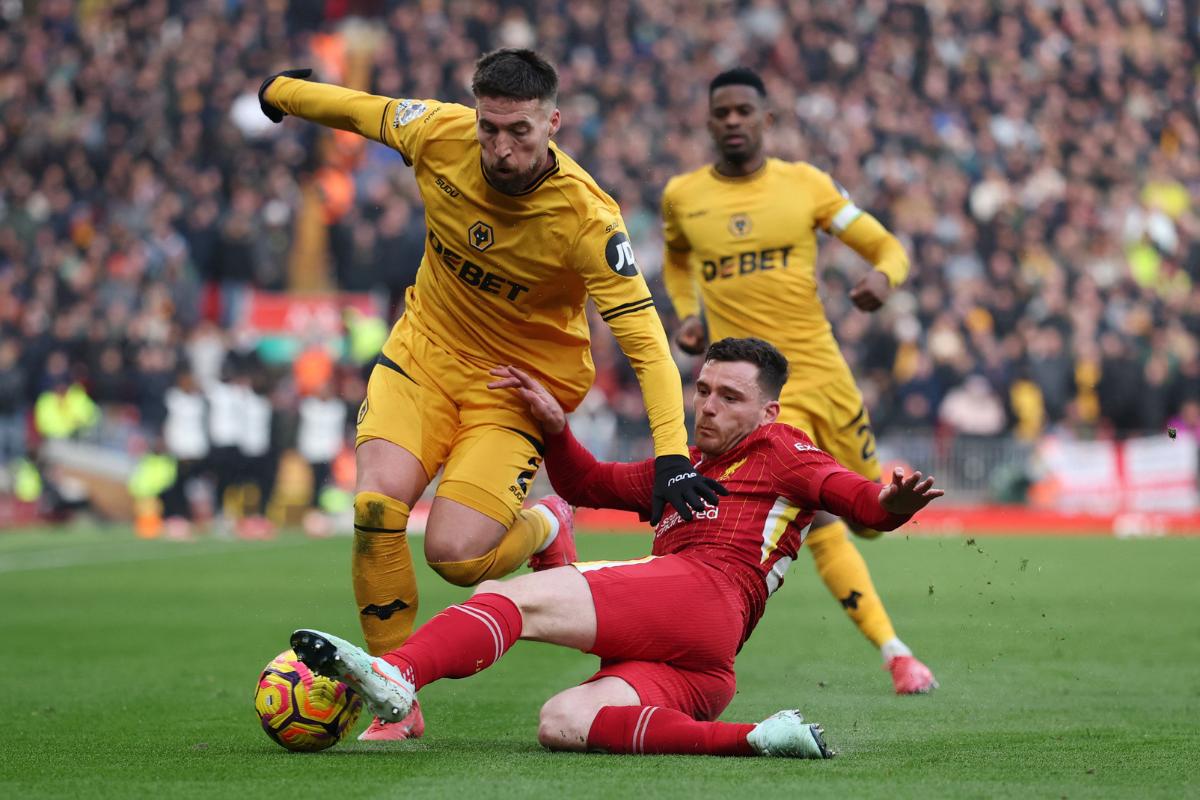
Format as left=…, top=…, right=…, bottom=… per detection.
left=586, top=705, right=755, bottom=756
left=382, top=593, right=522, bottom=691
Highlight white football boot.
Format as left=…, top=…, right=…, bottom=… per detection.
left=746, top=710, right=836, bottom=758
left=290, top=629, right=414, bottom=724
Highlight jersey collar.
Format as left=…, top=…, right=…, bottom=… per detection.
left=709, top=158, right=770, bottom=183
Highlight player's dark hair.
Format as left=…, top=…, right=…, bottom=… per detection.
left=704, top=337, right=789, bottom=400
left=709, top=67, right=766, bottom=98
left=472, top=49, right=558, bottom=103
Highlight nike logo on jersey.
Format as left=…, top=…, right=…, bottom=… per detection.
left=703, top=246, right=794, bottom=282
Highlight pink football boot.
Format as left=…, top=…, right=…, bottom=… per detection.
left=887, top=655, right=939, bottom=694
left=527, top=495, right=577, bottom=571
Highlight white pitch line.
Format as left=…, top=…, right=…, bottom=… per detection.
left=0, top=537, right=315, bottom=575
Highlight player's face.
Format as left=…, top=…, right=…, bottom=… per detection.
left=476, top=95, right=561, bottom=194
left=693, top=360, right=780, bottom=456
left=707, top=85, right=767, bottom=164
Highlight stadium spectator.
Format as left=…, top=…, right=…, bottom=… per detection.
left=236, top=373, right=276, bottom=525
left=161, top=370, right=209, bottom=523
left=33, top=374, right=98, bottom=443
left=297, top=381, right=348, bottom=503
left=205, top=366, right=246, bottom=519
left=939, top=374, right=1007, bottom=437
left=0, top=338, right=28, bottom=465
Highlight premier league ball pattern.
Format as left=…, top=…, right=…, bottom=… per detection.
left=254, top=649, right=363, bottom=752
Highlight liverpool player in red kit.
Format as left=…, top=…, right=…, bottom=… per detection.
left=289, top=338, right=942, bottom=757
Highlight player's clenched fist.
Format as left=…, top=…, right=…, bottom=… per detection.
left=650, top=455, right=728, bottom=525
left=848, top=270, right=892, bottom=312
left=877, top=467, right=944, bottom=515
left=675, top=315, right=708, bottom=356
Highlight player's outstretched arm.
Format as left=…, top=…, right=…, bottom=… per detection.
left=877, top=467, right=944, bottom=515
left=258, top=69, right=413, bottom=147
left=780, top=437, right=942, bottom=531
left=488, top=366, right=656, bottom=514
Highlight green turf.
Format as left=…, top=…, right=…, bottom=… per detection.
left=2, top=528, right=1197, bottom=798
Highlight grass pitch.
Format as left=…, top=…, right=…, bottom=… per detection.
left=2, top=527, right=1197, bottom=798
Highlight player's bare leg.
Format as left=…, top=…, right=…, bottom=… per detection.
left=476, top=566, right=597, bottom=648
left=808, top=509, right=938, bottom=694
left=546, top=678, right=834, bottom=758
left=353, top=439, right=428, bottom=740
left=424, top=499, right=507, bottom=570
left=537, top=677, right=642, bottom=751
left=424, top=495, right=568, bottom=586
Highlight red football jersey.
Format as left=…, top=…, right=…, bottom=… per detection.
left=544, top=422, right=909, bottom=639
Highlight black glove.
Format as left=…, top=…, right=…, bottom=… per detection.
left=258, top=68, right=313, bottom=123
left=650, top=454, right=728, bottom=526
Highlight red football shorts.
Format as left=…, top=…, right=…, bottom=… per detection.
left=576, top=553, right=749, bottom=721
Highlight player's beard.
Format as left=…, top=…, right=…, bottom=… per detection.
left=484, top=154, right=545, bottom=194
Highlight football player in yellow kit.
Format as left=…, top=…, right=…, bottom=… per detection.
left=661, top=68, right=937, bottom=694
left=258, top=50, right=724, bottom=738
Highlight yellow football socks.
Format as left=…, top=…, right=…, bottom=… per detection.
left=806, top=520, right=897, bottom=648
left=427, top=507, right=552, bottom=587
left=352, top=491, right=417, bottom=655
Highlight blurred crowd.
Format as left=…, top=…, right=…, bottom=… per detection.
left=1, top=0, right=1198, bottom=519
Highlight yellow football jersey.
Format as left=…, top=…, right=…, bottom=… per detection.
left=661, top=158, right=908, bottom=384
left=267, top=78, right=688, bottom=457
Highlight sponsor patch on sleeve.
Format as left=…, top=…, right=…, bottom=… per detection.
left=605, top=231, right=638, bottom=277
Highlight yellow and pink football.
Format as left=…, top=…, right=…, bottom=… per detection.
left=254, top=649, right=363, bottom=752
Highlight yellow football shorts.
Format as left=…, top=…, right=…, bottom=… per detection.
left=356, top=319, right=544, bottom=527
left=777, top=375, right=881, bottom=482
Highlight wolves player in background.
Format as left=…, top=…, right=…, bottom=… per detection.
left=289, top=338, right=943, bottom=756
left=258, top=50, right=720, bottom=739
left=661, top=68, right=937, bottom=693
